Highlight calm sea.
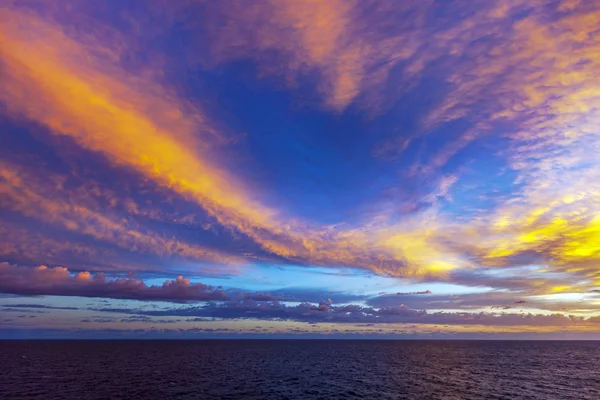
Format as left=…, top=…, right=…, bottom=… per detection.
left=1, top=340, right=599, bottom=399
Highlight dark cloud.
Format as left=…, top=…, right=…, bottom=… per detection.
left=254, top=289, right=367, bottom=304
left=0, top=308, right=47, bottom=314
left=89, top=299, right=600, bottom=327
left=396, top=290, right=432, bottom=295
left=119, top=316, right=180, bottom=324
left=0, top=263, right=372, bottom=307
left=4, top=303, right=78, bottom=310
left=0, top=263, right=228, bottom=302
left=243, top=293, right=280, bottom=301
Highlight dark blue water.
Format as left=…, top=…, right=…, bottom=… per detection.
left=1, top=340, right=599, bottom=399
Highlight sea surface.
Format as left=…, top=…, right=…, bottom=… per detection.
left=1, top=340, right=599, bottom=399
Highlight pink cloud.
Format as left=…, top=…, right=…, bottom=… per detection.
left=0, top=263, right=228, bottom=302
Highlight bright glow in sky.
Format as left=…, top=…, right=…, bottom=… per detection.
left=1, top=0, right=600, bottom=339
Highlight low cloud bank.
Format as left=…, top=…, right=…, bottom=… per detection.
left=0, top=263, right=228, bottom=302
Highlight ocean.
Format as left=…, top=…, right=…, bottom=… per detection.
left=1, top=340, right=599, bottom=399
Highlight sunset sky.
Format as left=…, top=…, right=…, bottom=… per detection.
left=1, top=0, right=600, bottom=339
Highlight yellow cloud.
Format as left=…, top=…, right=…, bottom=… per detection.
left=0, top=6, right=415, bottom=275
left=2, top=1, right=600, bottom=290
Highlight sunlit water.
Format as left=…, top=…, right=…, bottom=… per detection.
left=1, top=340, right=599, bottom=399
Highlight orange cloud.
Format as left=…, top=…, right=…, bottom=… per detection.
left=199, top=0, right=435, bottom=112
left=2, top=0, right=599, bottom=291
left=0, top=5, right=440, bottom=276
left=364, top=0, right=600, bottom=287
left=202, top=0, right=365, bottom=110
left=446, top=4, right=600, bottom=276
left=0, top=7, right=287, bottom=250
left=271, top=0, right=362, bottom=109
left=0, top=8, right=276, bottom=227
left=0, top=3, right=480, bottom=279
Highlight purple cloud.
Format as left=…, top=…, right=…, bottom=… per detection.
left=396, top=290, right=432, bottom=295
left=88, top=299, right=600, bottom=327
left=0, top=263, right=228, bottom=302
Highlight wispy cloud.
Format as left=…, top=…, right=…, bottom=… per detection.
left=1, top=0, right=600, bottom=337
left=0, top=163, right=241, bottom=266
left=0, top=4, right=410, bottom=275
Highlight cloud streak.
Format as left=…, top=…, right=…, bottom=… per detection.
left=0, top=4, right=414, bottom=276
left=90, top=299, right=600, bottom=328
left=0, top=163, right=242, bottom=266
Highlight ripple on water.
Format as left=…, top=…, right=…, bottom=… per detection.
left=0, top=340, right=599, bottom=400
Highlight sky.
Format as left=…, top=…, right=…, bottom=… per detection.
left=1, top=0, right=600, bottom=339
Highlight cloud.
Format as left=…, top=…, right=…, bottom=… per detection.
left=0, top=4, right=417, bottom=276
left=243, top=293, right=280, bottom=301
left=0, top=308, right=47, bottom=314
left=396, top=290, right=432, bottom=296
left=365, top=287, right=600, bottom=316
left=0, top=262, right=228, bottom=302
left=199, top=0, right=449, bottom=114
left=0, top=163, right=243, bottom=266
left=0, top=223, right=110, bottom=269
left=199, top=0, right=364, bottom=110
left=91, top=298, right=600, bottom=327
left=80, top=318, right=115, bottom=324
left=351, top=0, right=600, bottom=287
left=0, top=5, right=288, bottom=262
left=395, top=1, right=600, bottom=280
left=2, top=304, right=78, bottom=310
left=1, top=0, right=600, bottom=293
left=118, top=315, right=180, bottom=324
